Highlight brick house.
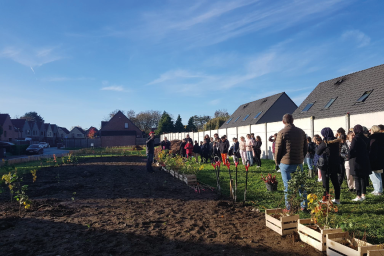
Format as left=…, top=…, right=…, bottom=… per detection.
left=0, top=114, right=17, bottom=142
left=100, top=111, right=143, bottom=147
left=69, top=127, right=86, bottom=138
left=57, top=127, right=70, bottom=139
left=11, top=119, right=32, bottom=139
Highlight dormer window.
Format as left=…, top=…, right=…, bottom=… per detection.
left=302, top=102, right=315, bottom=112
left=356, top=90, right=372, bottom=103
left=234, top=116, right=241, bottom=123
left=125, top=123, right=129, bottom=128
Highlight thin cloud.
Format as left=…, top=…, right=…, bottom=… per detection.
left=101, top=86, right=124, bottom=92
left=30, top=67, right=35, bottom=74
left=0, top=46, right=64, bottom=67
left=341, top=29, right=371, bottom=47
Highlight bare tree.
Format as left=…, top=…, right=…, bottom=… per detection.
left=134, top=110, right=161, bottom=133
left=214, top=109, right=229, bottom=118
left=127, top=110, right=136, bottom=120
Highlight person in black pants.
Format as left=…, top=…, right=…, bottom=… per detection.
left=317, top=128, right=341, bottom=204
left=349, top=125, right=372, bottom=201
left=146, top=132, right=155, bottom=173
left=254, top=136, right=262, bottom=167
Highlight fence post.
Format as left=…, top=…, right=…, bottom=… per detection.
left=345, top=113, right=350, bottom=131
left=264, top=123, right=268, bottom=159
left=310, top=116, right=315, bottom=138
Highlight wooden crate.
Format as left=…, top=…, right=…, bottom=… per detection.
left=326, top=232, right=384, bottom=256
left=297, top=219, right=342, bottom=251
left=265, top=209, right=299, bottom=236
left=182, top=174, right=197, bottom=185
left=368, top=250, right=384, bottom=256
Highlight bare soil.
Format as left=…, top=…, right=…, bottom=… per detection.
left=0, top=156, right=323, bottom=256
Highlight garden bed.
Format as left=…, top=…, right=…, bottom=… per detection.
left=298, top=219, right=342, bottom=251
left=0, top=156, right=322, bottom=256
left=265, top=208, right=299, bottom=236
left=326, top=232, right=384, bottom=256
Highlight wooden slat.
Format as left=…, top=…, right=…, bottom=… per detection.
left=265, top=208, right=282, bottom=215
left=266, top=221, right=283, bottom=236
left=368, top=250, right=384, bottom=256
left=265, top=214, right=282, bottom=228
left=282, top=222, right=297, bottom=230
left=282, top=214, right=299, bottom=223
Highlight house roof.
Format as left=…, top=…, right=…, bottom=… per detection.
left=59, top=127, right=70, bottom=134
left=27, top=121, right=35, bottom=128
left=101, top=121, right=109, bottom=128
left=11, top=119, right=27, bottom=129
left=0, top=114, right=9, bottom=126
left=36, top=122, right=44, bottom=130
left=44, top=123, right=51, bottom=130
left=71, top=127, right=85, bottom=134
left=292, top=64, right=384, bottom=119
left=220, top=92, right=293, bottom=128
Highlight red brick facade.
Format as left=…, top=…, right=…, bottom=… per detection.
left=100, top=111, right=143, bottom=147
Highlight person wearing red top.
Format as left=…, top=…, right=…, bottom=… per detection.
left=184, top=141, right=194, bottom=158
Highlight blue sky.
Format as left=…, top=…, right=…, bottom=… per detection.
left=1, top=0, right=384, bottom=129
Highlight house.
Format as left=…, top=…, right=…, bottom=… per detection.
left=100, top=111, right=143, bottom=147
left=44, top=124, right=53, bottom=138
left=0, top=114, right=17, bottom=142
left=28, top=121, right=40, bottom=141
left=11, top=119, right=32, bottom=139
left=50, top=124, right=58, bottom=138
left=292, top=63, right=384, bottom=133
left=57, top=127, right=70, bottom=138
left=220, top=92, right=298, bottom=129
left=69, top=127, right=86, bottom=138
left=36, top=122, right=45, bottom=141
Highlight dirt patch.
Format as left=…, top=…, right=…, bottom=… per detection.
left=0, top=156, right=322, bottom=256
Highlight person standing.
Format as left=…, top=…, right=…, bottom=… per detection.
left=275, top=114, right=307, bottom=209
left=313, top=135, right=322, bottom=182
left=185, top=134, right=193, bottom=144
left=336, top=128, right=346, bottom=187
left=269, top=133, right=279, bottom=172
left=369, top=125, right=384, bottom=196
left=316, top=128, right=341, bottom=204
left=254, top=136, right=262, bottom=167
left=179, top=139, right=187, bottom=157
left=160, top=137, right=171, bottom=150
left=146, top=131, right=155, bottom=173
left=239, top=136, right=247, bottom=165
left=246, top=134, right=254, bottom=166
left=184, top=140, right=194, bottom=158
left=349, top=125, right=372, bottom=201
left=305, top=137, right=316, bottom=178
left=341, top=131, right=355, bottom=191
left=219, top=136, right=230, bottom=164
left=193, top=140, right=201, bottom=162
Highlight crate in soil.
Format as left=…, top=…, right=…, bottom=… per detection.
left=297, top=219, right=342, bottom=251
left=182, top=174, right=197, bottom=185
left=265, top=209, right=299, bottom=236
left=326, top=232, right=384, bottom=256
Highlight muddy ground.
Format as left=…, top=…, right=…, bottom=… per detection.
left=0, top=156, right=323, bottom=256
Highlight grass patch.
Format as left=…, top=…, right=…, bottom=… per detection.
left=197, top=158, right=384, bottom=244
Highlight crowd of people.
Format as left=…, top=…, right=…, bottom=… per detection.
left=155, top=113, right=384, bottom=207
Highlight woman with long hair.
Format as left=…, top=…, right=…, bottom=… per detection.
left=340, top=131, right=355, bottom=191
left=254, top=136, right=262, bottom=167
left=368, top=125, right=384, bottom=196
left=349, top=125, right=372, bottom=201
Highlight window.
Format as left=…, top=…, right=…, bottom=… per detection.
left=356, top=90, right=373, bottom=103
left=242, top=114, right=250, bottom=121
left=323, top=98, right=337, bottom=109
left=302, top=102, right=314, bottom=112
left=254, top=111, right=263, bottom=119
left=226, top=118, right=233, bottom=124
left=125, top=123, right=128, bottom=128
left=234, top=116, right=241, bottom=123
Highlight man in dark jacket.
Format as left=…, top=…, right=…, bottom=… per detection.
left=368, top=125, right=384, bottom=195
left=146, top=131, right=155, bottom=173
left=160, top=137, right=171, bottom=150
left=275, top=114, right=307, bottom=209
left=305, top=137, right=316, bottom=178
left=185, top=134, right=193, bottom=144
left=179, top=139, right=186, bottom=157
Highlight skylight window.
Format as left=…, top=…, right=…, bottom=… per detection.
left=323, top=98, right=337, bottom=109
left=242, top=114, right=250, bottom=121
left=234, top=116, right=241, bottom=123
left=356, top=90, right=373, bottom=103
left=226, top=118, right=233, bottom=124
left=254, top=111, right=263, bottom=119
left=302, top=102, right=314, bottom=112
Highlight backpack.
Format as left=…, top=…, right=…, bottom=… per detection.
left=317, top=142, right=329, bottom=170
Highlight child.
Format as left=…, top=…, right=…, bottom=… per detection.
left=246, top=134, right=254, bottom=166
left=314, top=136, right=323, bottom=182
left=213, top=141, right=220, bottom=160
left=184, top=140, right=193, bottom=158
left=219, top=136, right=229, bottom=165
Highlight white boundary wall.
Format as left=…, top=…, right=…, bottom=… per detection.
left=160, top=111, right=383, bottom=159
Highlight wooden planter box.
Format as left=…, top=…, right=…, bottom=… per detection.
left=326, top=232, right=384, bottom=256
left=181, top=174, right=197, bottom=185
left=298, top=219, right=342, bottom=251
left=265, top=209, right=299, bottom=236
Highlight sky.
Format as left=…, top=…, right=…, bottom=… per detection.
left=1, top=0, right=384, bottom=129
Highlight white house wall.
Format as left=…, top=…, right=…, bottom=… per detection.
left=227, top=127, right=237, bottom=140
left=350, top=111, right=384, bottom=129
left=314, top=116, right=345, bottom=136
left=218, top=128, right=226, bottom=137
left=293, top=118, right=312, bottom=137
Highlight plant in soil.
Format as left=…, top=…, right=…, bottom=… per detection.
left=261, top=173, right=278, bottom=185
left=181, top=157, right=204, bottom=175
left=307, top=192, right=338, bottom=230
